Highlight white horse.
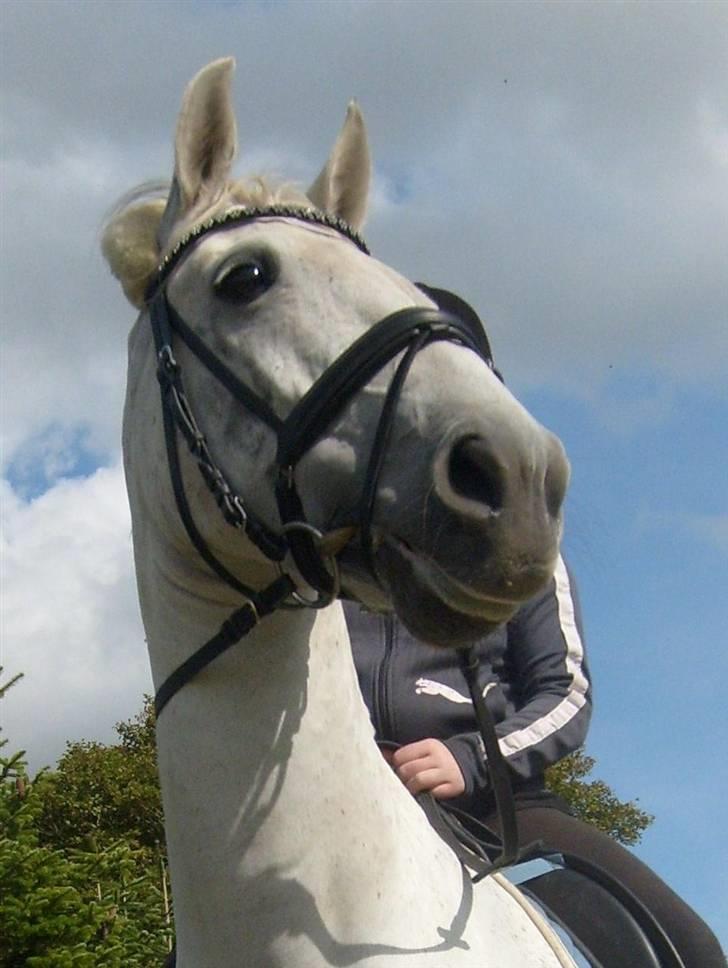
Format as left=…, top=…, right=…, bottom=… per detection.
left=103, top=59, right=576, bottom=967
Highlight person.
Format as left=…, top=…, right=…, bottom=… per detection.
left=344, top=555, right=725, bottom=968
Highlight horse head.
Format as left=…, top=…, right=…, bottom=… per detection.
left=104, top=58, right=569, bottom=653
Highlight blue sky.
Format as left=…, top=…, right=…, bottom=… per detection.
left=1, top=0, right=726, bottom=951
left=527, top=379, right=728, bottom=931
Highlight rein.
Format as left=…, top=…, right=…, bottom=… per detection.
left=146, top=203, right=520, bottom=875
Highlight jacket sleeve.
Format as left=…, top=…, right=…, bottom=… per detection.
left=444, top=554, right=592, bottom=805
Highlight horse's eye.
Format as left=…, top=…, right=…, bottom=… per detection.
left=215, top=260, right=273, bottom=303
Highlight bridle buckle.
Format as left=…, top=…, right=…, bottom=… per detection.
left=280, top=521, right=342, bottom=608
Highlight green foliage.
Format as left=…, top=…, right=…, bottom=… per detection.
left=37, top=701, right=164, bottom=854
left=0, top=679, right=172, bottom=967
left=546, top=749, right=654, bottom=846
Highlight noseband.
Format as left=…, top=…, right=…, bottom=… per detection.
left=146, top=205, right=498, bottom=716
left=145, top=204, right=530, bottom=876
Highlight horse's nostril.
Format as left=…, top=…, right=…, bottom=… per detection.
left=448, top=436, right=505, bottom=512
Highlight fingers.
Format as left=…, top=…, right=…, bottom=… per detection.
left=392, top=739, right=438, bottom=766
left=430, top=780, right=462, bottom=800
left=403, top=767, right=459, bottom=798
left=389, top=738, right=465, bottom=799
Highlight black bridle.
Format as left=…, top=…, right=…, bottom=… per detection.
left=147, top=204, right=498, bottom=714
left=144, top=202, right=526, bottom=876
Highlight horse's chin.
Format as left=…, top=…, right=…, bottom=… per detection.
left=376, top=538, right=520, bottom=647
left=341, top=537, right=519, bottom=648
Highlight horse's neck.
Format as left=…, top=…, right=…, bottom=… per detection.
left=141, top=545, right=571, bottom=967
left=148, top=563, right=457, bottom=961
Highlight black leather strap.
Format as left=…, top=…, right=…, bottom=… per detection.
left=274, top=478, right=338, bottom=599
left=524, top=853, right=687, bottom=968
left=276, top=306, right=489, bottom=469
left=150, top=292, right=287, bottom=566
left=417, top=793, right=495, bottom=879
left=358, top=329, right=428, bottom=572
left=416, top=283, right=498, bottom=374
left=158, top=359, right=262, bottom=595
left=458, top=647, right=520, bottom=870
left=154, top=573, right=295, bottom=717
left=165, top=301, right=284, bottom=434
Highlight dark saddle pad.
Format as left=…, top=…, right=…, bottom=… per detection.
left=520, top=858, right=684, bottom=968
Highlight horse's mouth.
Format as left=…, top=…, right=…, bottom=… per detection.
left=376, top=536, right=521, bottom=647
left=339, top=535, right=521, bottom=647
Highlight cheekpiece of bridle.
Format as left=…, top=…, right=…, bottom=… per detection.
left=145, top=202, right=523, bottom=875
left=146, top=203, right=500, bottom=715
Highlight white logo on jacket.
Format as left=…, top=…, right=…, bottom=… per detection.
left=415, top=678, right=497, bottom=704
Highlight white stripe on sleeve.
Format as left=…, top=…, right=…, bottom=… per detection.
left=497, top=554, right=589, bottom=759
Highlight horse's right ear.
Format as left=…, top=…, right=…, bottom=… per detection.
left=158, top=58, right=238, bottom=248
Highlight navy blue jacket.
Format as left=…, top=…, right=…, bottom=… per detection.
left=344, top=556, right=591, bottom=821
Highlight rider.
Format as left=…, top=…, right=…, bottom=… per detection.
left=343, top=556, right=725, bottom=968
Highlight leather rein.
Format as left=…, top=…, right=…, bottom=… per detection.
left=145, top=204, right=520, bottom=874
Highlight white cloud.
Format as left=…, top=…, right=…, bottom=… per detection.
left=0, top=137, right=132, bottom=466
left=1, top=1, right=726, bottom=476
left=1, top=464, right=150, bottom=772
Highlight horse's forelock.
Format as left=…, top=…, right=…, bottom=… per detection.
left=102, top=177, right=311, bottom=308
left=227, top=176, right=309, bottom=210
left=101, top=182, right=169, bottom=308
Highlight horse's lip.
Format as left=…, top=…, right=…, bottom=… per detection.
left=378, top=535, right=519, bottom=623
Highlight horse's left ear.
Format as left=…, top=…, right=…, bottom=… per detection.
left=158, top=58, right=238, bottom=247
left=307, top=102, right=371, bottom=231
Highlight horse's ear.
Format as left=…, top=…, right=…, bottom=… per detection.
left=307, top=101, right=371, bottom=231
left=158, top=58, right=238, bottom=247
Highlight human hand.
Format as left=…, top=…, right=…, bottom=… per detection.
left=390, top=738, right=465, bottom=800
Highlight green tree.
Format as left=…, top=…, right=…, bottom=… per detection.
left=0, top=678, right=172, bottom=967
left=546, top=749, right=653, bottom=846
left=37, top=701, right=164, bottom=854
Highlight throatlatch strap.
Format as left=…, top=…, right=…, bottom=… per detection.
left=154, top=573, right=295, bottom=718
